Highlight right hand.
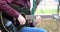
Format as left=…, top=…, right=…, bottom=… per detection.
left=17, top=14, right=26, bottom=25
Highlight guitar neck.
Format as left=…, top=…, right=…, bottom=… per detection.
left=25, top=15, right=53, bottom=20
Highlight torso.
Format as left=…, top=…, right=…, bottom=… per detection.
left=13, top=0, right=28, bottom=8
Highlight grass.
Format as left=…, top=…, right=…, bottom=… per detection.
left=35, top=9, right=60, bottom=14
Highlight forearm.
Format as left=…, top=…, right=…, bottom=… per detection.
left=0, top=1, right=20, bottom=18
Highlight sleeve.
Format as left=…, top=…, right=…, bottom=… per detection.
left=6, top=0, right=13, bottom=3
left=0, top=1, right=20, bottom=18
left=27, top=0, right=31, bottom=8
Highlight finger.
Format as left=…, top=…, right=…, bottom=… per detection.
left=35, top=16, right=41, bottom=19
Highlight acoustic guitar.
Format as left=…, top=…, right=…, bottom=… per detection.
left=0, top=4, right=53, bottom=32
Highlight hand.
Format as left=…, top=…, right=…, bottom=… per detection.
left=33, top=16, right=41, bottom=25
left=17, top=14, right=26, bottom=25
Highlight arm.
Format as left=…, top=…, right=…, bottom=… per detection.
left=0, top=0, right=26, bottom=25
left=27, top=0, right=31, bottom=9
left=0, top=0, right=19, bottom=18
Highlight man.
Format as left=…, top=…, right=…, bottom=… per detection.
left=0, top=0, right=47, bottom=32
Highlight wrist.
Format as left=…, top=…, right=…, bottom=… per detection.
left=17, top=14, right=22, bottom=19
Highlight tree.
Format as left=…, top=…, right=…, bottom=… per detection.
left=31, top=0, right=41, bottom=15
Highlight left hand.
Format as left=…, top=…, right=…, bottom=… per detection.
left=33, top=16, right=41, bottom=26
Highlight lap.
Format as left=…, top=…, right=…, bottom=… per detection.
left=20, top=27, right=47, bottom=32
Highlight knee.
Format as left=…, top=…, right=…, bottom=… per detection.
left=38, top=28, right=47, bottom=32
left=32, top=28, right=47, bottom=32
left=20, top=27, right=47, bottom=32
left=20, top=27, right=31, bottom=32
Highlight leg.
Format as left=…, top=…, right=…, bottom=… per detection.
left=19, top=27, right=47, bottom=32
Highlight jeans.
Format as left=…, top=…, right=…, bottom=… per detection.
left=20, top=27, right=47, bottom=32
left=6, top=21, right=47, bottom=32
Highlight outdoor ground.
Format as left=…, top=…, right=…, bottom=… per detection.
left=35, top=18, right=60, bottom=32
left=34, top=8, right=60, bottom=32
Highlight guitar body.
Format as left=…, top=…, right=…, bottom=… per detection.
left=1, top=4, right=31, bottom=32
